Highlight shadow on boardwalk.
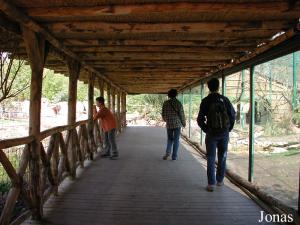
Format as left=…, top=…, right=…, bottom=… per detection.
left=23, top=126, right=276, bottom=225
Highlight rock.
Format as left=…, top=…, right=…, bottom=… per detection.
left=271, top=147, right=288, bottom=154
left=230, top=131, right=239, bottom=138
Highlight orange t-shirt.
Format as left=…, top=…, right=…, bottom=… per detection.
left=94, top=106, right=116, bottom=132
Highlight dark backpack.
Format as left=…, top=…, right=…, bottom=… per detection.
left=207, top=96, right=230, bottom=134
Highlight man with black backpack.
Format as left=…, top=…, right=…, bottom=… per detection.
left=197, top=78, right=236, bottom=192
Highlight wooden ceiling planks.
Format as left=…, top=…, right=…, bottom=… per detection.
left=0, top=0, right=299, bottom=93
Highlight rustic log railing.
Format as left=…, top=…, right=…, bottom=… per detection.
left=0, top=119, right=102, bottom=225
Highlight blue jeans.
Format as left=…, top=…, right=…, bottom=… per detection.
left=205, top=133, right=229, bottom=185
left=104, top=128, right=118, bottom=156
left=166, top=128, right=181, bottom=159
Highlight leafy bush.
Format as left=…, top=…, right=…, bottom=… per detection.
left=263, top=118, right=293, bottom=136
left=292, top=111, right=300, bottom=126
left=0, top=181, right=11, bottom=195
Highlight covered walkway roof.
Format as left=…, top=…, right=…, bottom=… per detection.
left=22, top=127, right=275, bottom=225
left=0, top=1, right=300, bottom=93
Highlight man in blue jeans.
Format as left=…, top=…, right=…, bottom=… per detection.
left=197, top=78, right=236, bottom=192
left=162, top=89, right=186, bottom=160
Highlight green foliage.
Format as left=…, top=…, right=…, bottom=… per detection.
left=42, top=70, right=68, bottom=102
left=11, top=63, right=31, bottom=101
left=263, top=118, right=293, bottom=136
left=77, top=81, right=88, bottom=101
left=0, top=181, right=11, bottom=195
left=42, top=71, right=89, bottom=103
left=292, top=111, right=300, bottom=126
left=127, top=94, right=166, bottom=120
left=0, top=151, right=20, bottom=195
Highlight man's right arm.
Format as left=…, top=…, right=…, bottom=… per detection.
left=93, top=108, right=106, bottom=120
left=225, top=98, right=236, bottom=131
left=162, top=101, right=167, bottom=121
left=197, top=100, right=208, bottom=133
left=179, top=103, right=186, bottom=127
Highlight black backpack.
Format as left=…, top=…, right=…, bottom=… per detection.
left=207, top=96, right=230, bottom=134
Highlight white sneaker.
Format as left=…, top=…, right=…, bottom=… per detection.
left=217, top=181, right=224, bottom=186
left=206, top=185, right=215, bottom=192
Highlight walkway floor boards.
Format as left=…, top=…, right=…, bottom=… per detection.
left=23, top=126, right=276, bottom=225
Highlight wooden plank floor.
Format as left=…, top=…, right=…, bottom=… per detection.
left=23, top=126, right=276, bottom=225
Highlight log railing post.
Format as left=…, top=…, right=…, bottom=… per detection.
left=67, top=59, right=81, bottom=179
left=107, top=83, right=111, bottom=111
left=117, top=91, right=121, bottom=133
left=97, top=78, right=104, bottom=146
left=88, top=72, right=96, bottom=157
left=121, top=92, right=124, bottom=129
left=112, top=87, right=116, bottom=114
left=22, top=26, right=48, bottom=220
left=122, top=93, right=127, bottom=128
left=99, top=78, right=104, bottom=97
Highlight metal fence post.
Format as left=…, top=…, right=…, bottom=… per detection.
left=293, top=52, right=298, bottom=109
left=249, top=66, right=255, bottom=182
left=189, top=88, right=192, bottom=138
left=200, top=83, right=204, bottom=146
left=222, top=73, right=226, bottom=96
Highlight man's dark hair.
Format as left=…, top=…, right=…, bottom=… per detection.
left=96, top=96, right=105, bottom=104
left=168, top=89, right=177, bottom=98
left=207, top=78, right=219, bottom=92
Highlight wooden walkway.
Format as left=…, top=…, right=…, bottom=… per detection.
left=23, top=127, right=275, bottom=225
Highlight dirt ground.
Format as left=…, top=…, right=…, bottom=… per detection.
left=227, top=150, right=299, bottom=209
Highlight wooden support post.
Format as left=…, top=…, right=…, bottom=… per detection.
left=121, top=92, right=124, bottom=128
left=67, top=59, right=81, bottom=125
left=121, top=92, right=127, bottom=128
left=112, top=87, right=116, bottom=114
left=117, top=91, right=121, bottom=133
left=88, top=72, right=96, bottom=158
left=99, top=79, right=104, bottom=97
left=67, top=59, right=80, bottom=179
left=107, top=83, right=111, bottom=110
left=97, top=79, right=104, bottom=146
left=22, top=26, right=48, bottom=220
left=124, top=94, right=127, bottom=127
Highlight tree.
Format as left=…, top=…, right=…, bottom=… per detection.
left=0, top=32, right=30, bottom=103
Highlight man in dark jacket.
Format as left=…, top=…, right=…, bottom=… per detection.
left=197, top=78, right=236, bottom=192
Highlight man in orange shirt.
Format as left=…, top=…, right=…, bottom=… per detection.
left=93, top=97, right=119, bottom=159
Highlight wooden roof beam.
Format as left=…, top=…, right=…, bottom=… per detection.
left=46, top=21, right=292, bottom=34
left=71, top=52, right=238, bottom=61
left=25, top=2, right=300, bottom=22
left=71, top=46, right=250, bottom=53
left=83, top=60, right=230, bottom=66
left=64, top=39, right=263, bottom=47
left=49, top=30, right=284, bottom=41
left=0, top=0, right=127, bottom=94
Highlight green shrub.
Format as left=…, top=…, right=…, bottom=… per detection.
left=292, top=111, right=300, bottom=126
left=0, top=181, right=11, bottom=195
left=263, top=118, right=293, bottom=136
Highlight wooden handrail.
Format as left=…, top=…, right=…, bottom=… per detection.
left=40, top=120, right=89, bottom=140
left=0, top=117, right=118, bottom=224
left=0, top=136, right=35, bottom=149
left=0, top=120, right=89, bottom=150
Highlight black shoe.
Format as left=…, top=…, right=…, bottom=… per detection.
left=110, top=154, right=119, bottom=160
left=101, top=153, right=110, bottom=158
left=163, top=154, right=169, bottom=160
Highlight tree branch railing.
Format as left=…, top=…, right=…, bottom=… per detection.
left=0, top=119, right=102, bottom=225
